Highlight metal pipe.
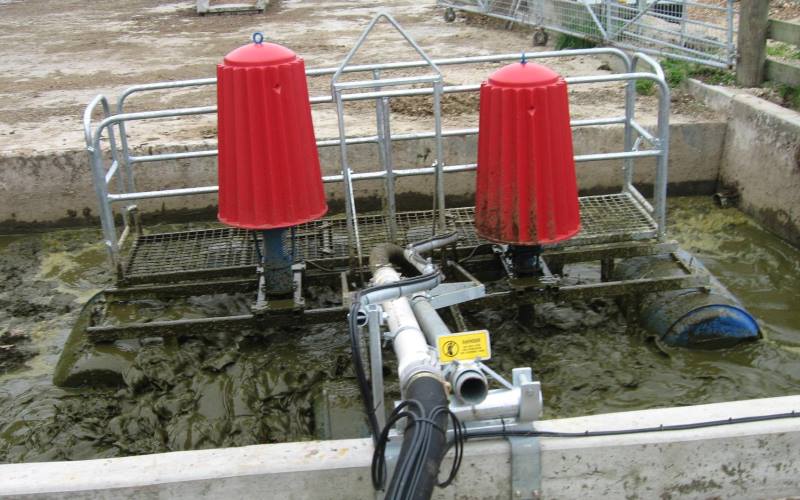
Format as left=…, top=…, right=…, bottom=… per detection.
left=334, top=74, right=441, bottom=90
left=410, top=296, right=488, bottom=405
left=106, top=149, right=665, bottom=203
left=448, top=387, right=524, bottom=422
left=629, top=119, right=656, bottom=146
left=370, top=262, right=440, bottom=392
left=433, top=80, right=446, bottom=233
left=627, top=185, right=655, bottom=214
left=373, top=68, right=398, bottom=243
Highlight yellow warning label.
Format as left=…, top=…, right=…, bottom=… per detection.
left=437, top=330, right=491, bottom=363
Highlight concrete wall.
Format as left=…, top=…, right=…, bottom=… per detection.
left=0, top=121, right=726, bottom=232
left=1, top=395, right=799, bottom=499
left=688, top=79, right=800, bottom=247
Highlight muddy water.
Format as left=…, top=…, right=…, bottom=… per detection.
left=1, top=197, right=799, bottom=463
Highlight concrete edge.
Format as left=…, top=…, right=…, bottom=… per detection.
left=2, top=395, right=799, bottom=498
left=685, top=78, right=737, bottom=115
left=686, top=78, right=800, bottom=248
left=0, top=120, right=728, bottom=230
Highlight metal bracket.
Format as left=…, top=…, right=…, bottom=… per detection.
left=253, top=263, right=305, bottom=313
left=366, top=303, right=386, bottom=430
left=375, top=438, right=403, bottom=500
left=513, top=367, right=543, bottom=422
left=508, top=435, right=542, bottom=500
left=428, top=281, right=486, bottom=309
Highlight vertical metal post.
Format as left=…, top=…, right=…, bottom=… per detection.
left=373, top=69, right=398, bottom=243
left=333, top=88, right=365, bottom=276
left=623, top=60, right=636, bottom=193
left=116, top=96, right=139, bottom=244
left=90, top=131, right=120, bottom=274
left=433, top=80, right=446, bottom=233
left=654, top=78, right=670, bottom=239
left=679, top=0, right=689, bottom=48
left=367, top=305, right=386, bottom=430
left=116, top=94, right=138, bottom=195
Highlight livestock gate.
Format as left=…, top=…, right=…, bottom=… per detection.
left=437, top=0, right=737, bottom=69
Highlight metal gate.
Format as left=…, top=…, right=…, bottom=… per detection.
left=438, top=0, right=737, bottom=68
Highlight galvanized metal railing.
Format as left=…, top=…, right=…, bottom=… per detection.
left=84, top=20, right=670, bottom=274
left=438, top=0, right=737, bottom=69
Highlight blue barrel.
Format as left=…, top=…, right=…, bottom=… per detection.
left=614, top=249, right=760, bottom=349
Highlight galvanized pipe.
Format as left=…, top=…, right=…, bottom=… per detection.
left=105, top=150, right=664, bottom=203
left=410, top=295, right=488, bottom=405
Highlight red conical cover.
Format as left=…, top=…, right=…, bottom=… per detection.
left=474, top=62, right=580, bottom=245
left=217, top=40, right=327, bottom=229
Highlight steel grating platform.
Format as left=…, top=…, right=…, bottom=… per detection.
left=123, top=193, right=657, bottom=284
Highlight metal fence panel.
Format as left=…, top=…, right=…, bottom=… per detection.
left=438, top=0, right=736, bottom=68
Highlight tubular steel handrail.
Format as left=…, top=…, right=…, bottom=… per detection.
left=84, top=46, right=669, bottom=274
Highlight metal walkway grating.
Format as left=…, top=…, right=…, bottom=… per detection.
left=123, top=193, right=656, bottom=284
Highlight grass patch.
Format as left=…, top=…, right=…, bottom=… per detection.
left=773, top=83, right=800, bottom=110
left=661, top=58, right=691, bottom=87
left=635, top=79, right=655, bottom=96
left=655, top=58, right=735, bottom=88
left=690, top=66, right=736, bottom=86
left=766, top=42, right=800, bottom=61
left=554, top=33, right=596, bottom=51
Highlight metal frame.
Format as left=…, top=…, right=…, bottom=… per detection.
left=438, top=0, right=737, bottom=69
left=84, top=43, right=670, bottom=277
left=330, top=13, right=446, bottom=271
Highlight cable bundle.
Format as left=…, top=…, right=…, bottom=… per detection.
left=371, top=400, right=465, bottom=500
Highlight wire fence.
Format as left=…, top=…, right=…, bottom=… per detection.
left=438, top=0, right=736, bottom=68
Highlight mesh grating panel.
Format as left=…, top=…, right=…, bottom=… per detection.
left=124, top=193, right=656, bottom=283
left=126, top=227, right=258, bottom=278
left=572, top=192, right=657, bottom=245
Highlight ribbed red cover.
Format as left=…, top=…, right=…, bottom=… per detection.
left=217, top=41, right=327, bottom=229
left=474, top=62, right=580, bottom=245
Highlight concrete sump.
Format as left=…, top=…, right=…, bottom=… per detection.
left=1, top=197, right=799, bottom=464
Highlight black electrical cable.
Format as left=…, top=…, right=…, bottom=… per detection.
left=429, top=404, right=465, bottom=488
left=462, top=410, right=800, bottom=440
left=371, top=400, right=466, bottom=496
left=456, top=243, right=495, bottom=264
left=348, top=299, right=381, bottom=441
left=305, top=259, right=340, bottom=273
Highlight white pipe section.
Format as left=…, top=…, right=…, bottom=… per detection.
left=372, top=266, right=439, bottom=390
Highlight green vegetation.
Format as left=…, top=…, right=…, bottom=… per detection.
left=773, top=83, right=800, bottom=110
left=657, top=58, right=735, bottom=88
left=766, top=42, right=800, bottom=61
left=661, top=58, right=691, bottom=87
left=690, top=65, right=736, bottom=86
left=554, top=33, right=596, bottom=51
left=633, top=58, right=734, bottom=95
left=635, top=79, right=655, bottom=96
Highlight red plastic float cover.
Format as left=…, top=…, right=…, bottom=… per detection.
left=474, top=61, right=580, bottom=245
left=216, top=37, right=327, bottom=230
